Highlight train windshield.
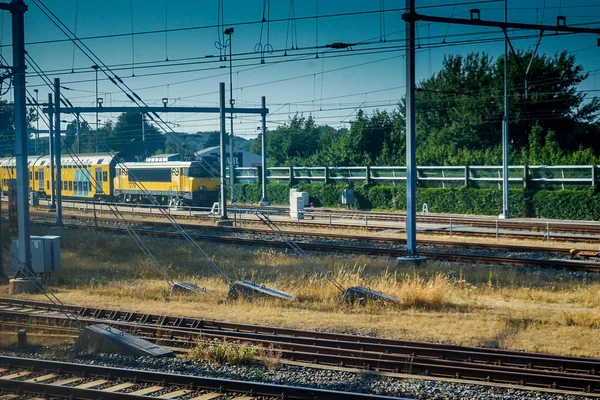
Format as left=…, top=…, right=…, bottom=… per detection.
left=188, top=166, right=213, bottom=178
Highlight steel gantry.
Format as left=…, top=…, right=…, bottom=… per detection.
left=402, top=0, right=600, bottom=257
left=42, top=82, right=270, bottom=225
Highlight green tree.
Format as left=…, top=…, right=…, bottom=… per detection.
left=111, top=112, right=165, bottom=159
left=266, top=114, right=323, bottom=166
left=0, top=99, right=14, bottom=156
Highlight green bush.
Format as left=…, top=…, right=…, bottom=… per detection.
left=235, top=183, right=599, bottom=220
left=533, top=190, right=600, bottom=220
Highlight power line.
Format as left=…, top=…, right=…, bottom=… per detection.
left=4, top=0, right=504, bottom=49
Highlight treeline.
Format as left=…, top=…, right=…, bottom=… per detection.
left=251, top=50, right=600, bottom=167
left=1, top=50, right=598, bottom=166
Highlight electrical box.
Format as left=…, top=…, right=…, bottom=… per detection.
left=11, top=235, right=61, bottom=275
left=289, top=189, right=309, bottom=207
left=342, top=188, right=354, bottom=205
left=297, top=191, right=309, bottom=207
left=289, top=195, right=304, bottom=220
left=29, top=191, right=39, bottom=207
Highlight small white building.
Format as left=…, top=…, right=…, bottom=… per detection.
left=194, top=146, right=264, bottom=168
left=145, top=153, right=181, bottom=162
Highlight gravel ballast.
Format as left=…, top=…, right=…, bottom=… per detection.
left=0, top=347, right=593, bottom=400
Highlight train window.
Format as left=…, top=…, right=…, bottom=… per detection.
left=103, top=171, right=108, bottom=182
left=29, top=171, right=32, bottom=180
left=83, top=181, right=88, bottom=192
left=189, top=166, right=211, bottom=178
left=63, top=181, right=67, bottom=190
left=129, top=168, right=171, bottom=182
left=47, top=181, right=49, bottom=189
left=69, top=181, right=73, bottom=191
left=35, top=172, right=39, bottom=180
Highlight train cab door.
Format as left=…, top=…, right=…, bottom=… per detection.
left=37, top=169, right=44, bottom=191
left=94, top=168, right=103, bottom=194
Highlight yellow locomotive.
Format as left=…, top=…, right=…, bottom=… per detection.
left=0, top=153, right=220, bottom=207
left=113, top=160, right=219, bottom=206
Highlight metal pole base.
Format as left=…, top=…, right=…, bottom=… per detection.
left=216, top=217, right=233, bottom=227
left=259, top=200, right=270, bottom=206
left=8, top=277, right=42, bottom=294
left=397, top=255, right=427, bottom=266
left=498, top=213, right=510, bottom=219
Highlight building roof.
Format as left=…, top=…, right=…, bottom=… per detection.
left=145, top=153, right=181, bottom=162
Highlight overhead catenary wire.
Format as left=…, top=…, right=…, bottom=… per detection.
left=70, top=0, right=78, bottom=73
left=7, top=0, right=506, bottom=49
left=31, top=0, right=356, bottom=293
left=30, top=0, right=239, bottom=287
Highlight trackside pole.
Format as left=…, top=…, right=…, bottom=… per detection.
left=218, top=82, right=230, bottom=223
left=260, top=96, right=269, bottom=206
left=54, top=78, right=63, bottom=227
left=399, top=0, right=425, bottom=264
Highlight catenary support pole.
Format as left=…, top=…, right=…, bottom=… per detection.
left=48, top=93, right=55, bottom=210
left=501, top=0, right=510, bottom=219
left=228, top=32, right=235, bottom=202
left=405, top=0, right=418, bottom=257
left=260, top=96, right=268, bottom=206
left=33, top=89, right=38, bottom=154
left=10, top=0, right=32, bottom=274
left=76, top=114, right=80, bottom=153
left=219, top=82, right=228, bottom=220
left=54, top=78, right=62, bottom=227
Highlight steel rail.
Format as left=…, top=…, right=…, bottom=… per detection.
left=2, top=309, right=599, bottom=375
left=1, top=300, right=599, bottom=374
left=28, top=208, right=583, bottom=255
left=13, top=198, right=600, bottom=241
left=26, top=213, right=600, bottom=272
left=1, top=310, right=599, bottom=393
left=0, top=355, right=399, bottom=400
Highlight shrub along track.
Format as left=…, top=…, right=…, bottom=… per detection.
left=0, top=355, right=398, bottom=400
left=27, top=210, right=600, bottom=273
left=0, top=298, right=599, bottom=395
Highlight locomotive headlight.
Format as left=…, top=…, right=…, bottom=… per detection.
left=199, top=186, right=206, bottom=191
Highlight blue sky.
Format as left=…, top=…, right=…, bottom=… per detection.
left=1, top=0, right=599, bottom=138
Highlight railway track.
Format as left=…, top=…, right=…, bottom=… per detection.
left=30, top=209, right=583, bottom=255
left=240, top=205, right=600, bottom=235
left=0, top=355, right=397, bottom=400
left=0, top=298, right=599, bottom=394
left=28, top=211, right=600, bottom=272
left=18, top=198, right=600, bottom=242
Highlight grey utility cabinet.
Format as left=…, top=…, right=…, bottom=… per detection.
left=11, top=235, right=61, bottom=275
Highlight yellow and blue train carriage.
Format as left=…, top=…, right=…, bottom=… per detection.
left=1, top=153, right=219, bottom=207
left=0, top=153, right=117, bottom=201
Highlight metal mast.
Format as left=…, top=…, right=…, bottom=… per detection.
left=404, top=0, right=418, bottom=257
left=501, top=0, right=509, bottom=219
left=4, top=0, right=32, bottom=274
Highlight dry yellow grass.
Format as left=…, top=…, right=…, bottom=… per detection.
left=0, top=332, right=74, bottom=347
left=3, top=226, right=600, bottom=358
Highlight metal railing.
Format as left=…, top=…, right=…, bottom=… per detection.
left=234, top=165, right=599, bottom=189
